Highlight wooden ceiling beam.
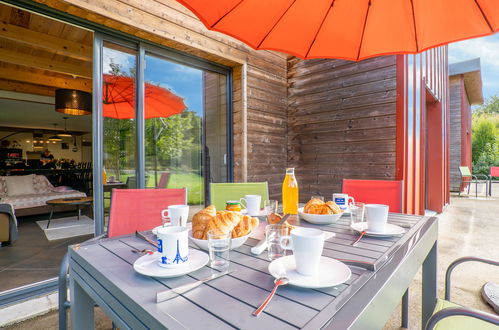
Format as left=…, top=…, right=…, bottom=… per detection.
left=0, top=21, right=92, bottom=62
left=0, top=68, right=92, bottom=93
left=0, top=47, right=92, bottom=79
left=0, top=79, right=55, bottom=97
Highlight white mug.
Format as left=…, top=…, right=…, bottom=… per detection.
left=240, top=195, right=261, bottom=216
left=365, top=204, right=389, bottom=232
left=280, top=227, right=325, bottom=276
left=333, top=193, right=355, bottom=211
left=157, top=226, right=189, bottom=268
left=161, top=205, right=189, bottom=227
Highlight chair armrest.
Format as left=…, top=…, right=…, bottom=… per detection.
left=426, top=306, right=499, bottom=330
left=473, top=174, right=489, bottom=180
left=445, top=257, right=499, bottom=300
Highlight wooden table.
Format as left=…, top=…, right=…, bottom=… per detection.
left=69, top=213, right=438, bottom=329
left=46, top=197, right=93, bottom=229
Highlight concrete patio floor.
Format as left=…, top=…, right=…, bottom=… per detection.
left=4, top=187, right=499, bottom=330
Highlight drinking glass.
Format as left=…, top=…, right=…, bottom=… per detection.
left=265, top=224, right=288, bottom=261
left=207, top=230, right=231, bottom=270
left=264, top=200, right=278, bottom=221
left=311, top=195, right=324, bottom=201
left=349, top=202, right=365, bottom=225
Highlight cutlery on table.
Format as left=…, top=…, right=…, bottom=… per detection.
left=251, top=214, right=290, bottom=255
left=351, top=231, right=366, bottom=246
left=135, top=231, right=158, bottom=248
left=253, top=276, right=289, bottom=316
left=156, top=270, right=235, bottom=303
left=131, top=248, right=154, bottom=255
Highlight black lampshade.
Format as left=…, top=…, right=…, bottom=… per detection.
left=55, top=89, right=92, bottom=115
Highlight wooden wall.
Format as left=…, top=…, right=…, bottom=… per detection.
left=287, top=56, right=398, bottom=201
left=449, top=77, right=463, bottom=192
left=35, top=0, right=288, bottom=199
left=396, top=47, right=450, bottom=214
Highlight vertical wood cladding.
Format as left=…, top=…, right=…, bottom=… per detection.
left=449, top=77, right=463, bottom=191
left=287, top=56, right=398, bottom=201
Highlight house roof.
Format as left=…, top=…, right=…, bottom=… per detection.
left=449, top=58, right=484, bottom=105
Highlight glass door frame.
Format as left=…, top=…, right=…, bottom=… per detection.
left=93, top=33, right=233, bottom=235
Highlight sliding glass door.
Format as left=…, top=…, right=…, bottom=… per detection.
left=95, top=36, right=232, bottom=230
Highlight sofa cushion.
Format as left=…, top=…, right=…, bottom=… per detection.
left=2, top=191, right=86, bottom=209
left=5, top=175, right=36, bottom=196
left=33, top=175, right=54, bottom=194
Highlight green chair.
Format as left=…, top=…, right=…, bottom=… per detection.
left=458, top=166, right=488, bottom=197
left=209, top=182, right=269, bottom=210
left=426, top=257, right=499, bottom=330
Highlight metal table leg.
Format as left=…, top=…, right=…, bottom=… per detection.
left=70, top=275, right=95, bottom=330
left=422, top=242, right=438, bottom=328
left=77, top=204, right=81, bottom=220
left=401, top=289, right=409, bottom=328
left=47, top=205, right=55, bottom=229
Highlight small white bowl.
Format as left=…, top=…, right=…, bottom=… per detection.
left=298, top=207, right=343, bottom=225
left=188, top=230, right=250, bottom=250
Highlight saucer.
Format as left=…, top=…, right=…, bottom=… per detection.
left=133, top=250, right=209, bottom=278
left=241, top=209, right=266, bottom=217
left=268, top=256, right=351, bottom=289
left=351, top=222, right=405, bottom=237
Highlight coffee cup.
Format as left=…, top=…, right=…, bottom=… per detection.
left=333, top=193, right=355, bottom=211
left=365, top=204, right=389, bottom=232
left=240, top=195, right=261, bottom=216
left=161, top=205, right=189, bottom=227
left=279, top=227, right=325, bottom=276
left=157, top=226, right=189, bottom=268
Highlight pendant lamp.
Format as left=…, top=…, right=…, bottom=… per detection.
left=55, top=89, right=91, bottom=115
left=48, top=124, right=62, bottom=142
left=58, top=117, right=72, bottom=137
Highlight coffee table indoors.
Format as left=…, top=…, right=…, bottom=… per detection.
left=46, top=197, right=93, bottom=229
left=68, top=213, right=437, bottom=329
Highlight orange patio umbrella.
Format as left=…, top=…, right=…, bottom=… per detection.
left=103, top=74, right=187, bottom=119
left=177, top=0, right=498, bottom=61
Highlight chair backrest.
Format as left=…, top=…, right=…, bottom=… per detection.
left=210, top=182, right=269, bottom=210
left=459, top=166, right=472, bottom=177
left=490, top=167, right=499, bottom=177
left=342, top=179, right=403, bottom=213
left=108, top=188, right=187, bottom=237
left=156, top=172, right=171, bottom=189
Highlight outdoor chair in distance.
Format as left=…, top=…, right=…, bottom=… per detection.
left=58, top=188, right=187, bottom=330
left=488, top=167, right=499, bottom=197
left=458, top=166, right=488, bottom=197
left=209, top=182, right=269, bottom=211
left=342, top=179, right=407, bottom=327
left=425, top=257, right=499, bottom=330
left=156, top=172, right=171, bottom=189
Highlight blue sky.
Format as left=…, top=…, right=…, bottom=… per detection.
left=103, top=47, right=203, bottom=116
left=449, top=33, right=499, bottom=101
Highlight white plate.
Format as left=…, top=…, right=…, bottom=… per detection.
left=268, top=255, right=351, bottom=289
left=188, top=230, right=250, bottom=251
left=351, top=222, right=405, bottom=237
left=298, top=207, right=343, bottom=225
left=133, top=250, right=208, bottom=278
left=241, top=209, right=266, bottom=217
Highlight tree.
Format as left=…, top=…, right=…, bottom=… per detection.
left=472, top=95, right=499, bottom=175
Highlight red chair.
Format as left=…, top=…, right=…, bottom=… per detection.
left=156, top=172, right=171, bottom=189
left=108, top=188, right=187, bottom=237
left=489, top=167, right=499, bottom=196
left=342, top=179, right=404, bottom=213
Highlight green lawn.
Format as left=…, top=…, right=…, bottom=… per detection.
left=104, top=172, right=203, bottom=207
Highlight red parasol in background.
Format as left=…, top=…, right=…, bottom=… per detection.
left=103, top=74, right=187, bottom=119
left=176, top=0, right=498, bottom=61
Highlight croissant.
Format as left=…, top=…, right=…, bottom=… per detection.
left=232, top=215, right=259, bottom=238
left=203, top=211, right=241, bottom=239
left=191, top=205, right=216, bottom=239
left=325, top=201, right=342, bottom=214
left=304, top=198, right=323, bottom=213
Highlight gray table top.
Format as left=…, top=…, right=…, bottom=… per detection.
left=69, top=213, right=434, bottom=329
